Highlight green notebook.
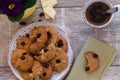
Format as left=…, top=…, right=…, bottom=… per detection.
left=66, top=37, right=116, bottom=80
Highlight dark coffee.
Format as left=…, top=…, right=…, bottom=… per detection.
left=86, top=2, right=112, bottom=25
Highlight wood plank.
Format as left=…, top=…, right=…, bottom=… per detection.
left=0, top=7, right=120, bottom=67
left=38, top=0, right=120, bottom=7
left=22, top=7, right=120, bottom=66
left=103, top=66, right=120, bottom=80
left=0, top=68, right=18, bottom=80
left=0, top=66, right=119, bottom=80
left=58, top=0, right=120, bottom=7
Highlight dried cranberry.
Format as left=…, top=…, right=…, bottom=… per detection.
left=57, top=39, right=63, bottom=47
left=25, top=34, right=29, bottom=38
left=38, top=19, right=42, bottom=22
left=33, top=78, right=35, bottom=80
left=42, top=62, right=49, bottom=68
left=56, top=59, right=61, bottom=64
left=85, top=66, right=90, bottom=71
left=43, top=47, right=48, bottom=52
left=21, top=42, right=25, bottom=46
left=28, top=69, right=32, bottom=73
left=36, top=33, right=41, bottom=38
left=20, top=56, right=25, bottom=60
left=43, top=73, right=46, bottom=77
left=47, top=32, right=52, bottom=39
left=93, top=53, right=98, bottom=58
left=23, top=52, right=27, bottom=55
left=19, top=22, right=27, bottom=25
left=39, top=12, right=44, bottom=17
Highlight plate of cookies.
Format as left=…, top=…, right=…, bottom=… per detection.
left=8, top=22, right=73, bottom=80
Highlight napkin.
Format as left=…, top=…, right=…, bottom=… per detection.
left=66, top=36, right=116, bottom=80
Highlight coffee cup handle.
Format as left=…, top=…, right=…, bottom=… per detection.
left=114, top=4, right=120, bottom=13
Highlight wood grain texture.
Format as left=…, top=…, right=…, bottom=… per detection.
left=0, top=7, right=120, bottom=66
left=39, top=0, right=120, bottom=7
left=0, top=0, right=120, bottom=79
left=0, top=66, right=119, bottom=80
left=0, top=68, right=18, bottom=80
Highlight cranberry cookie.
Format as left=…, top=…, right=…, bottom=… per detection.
left=20, top=60, right=43, bottom=80
left=34, top=44, right=56, bottom=62
left=11, top=49, right=33, bottom=71
left=85, top=51, right=99, bottom=73
left=50, top=48, right=68, bottom=72
left=56, top=35, right=68, bottom=52
left=29, top=42, right=45, bottom=54
left=44, top=25, right=58, bottom=45
left=29, top=27, right=47, bottom=44
left=40, top=62, right=53, bottom=80
left=17, top=36, right=32, bottom=51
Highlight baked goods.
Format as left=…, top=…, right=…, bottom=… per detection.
left=11, top=25, right=68, bottom=80
left=50, top=48, right=68, bottom=72
left=40, top=62, right=53, bottom=80
left=17, top=36, right=32, bottom=51
left=44, top=25, right=58, bottom=45
left=19, top=60, right=43, bottom=80
left=34, top=43, right=56, bottom=62
left=85, top=51, right=99, bottom=73
left=29, top=42, right=45, bottom=54
left=29, top=27, right=47, bottom=44
left=11, top=49, right=33, bottom=71
left=56, top=35, right=68, bottom=52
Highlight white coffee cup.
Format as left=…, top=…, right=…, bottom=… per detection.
left=83, top=0, right=120, bottom=28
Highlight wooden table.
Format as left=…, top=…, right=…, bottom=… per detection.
left=0, top=0, right=120, bottom=80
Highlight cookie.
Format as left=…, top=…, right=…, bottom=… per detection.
left=11, top=49, right=33, bottom=71
left=44, top=25, right=58, bottom=45
left=29, top=42, right=45, bottom=54
left=17, top=36, right=32, bottom=51
left=19, top=72, right=33, bottom=80
left=19, top=60, right=43, bottom=80
left=34, top=44, right=56, bottom=62
left=40, top=62, right=53, bottom=80
left=56, top=35, right=68, bottom=52
left=50, top=48, right=68, bottom=72
left=29, top=27, right=47, bottom=44
left=85, top=51, right=99, bottom=73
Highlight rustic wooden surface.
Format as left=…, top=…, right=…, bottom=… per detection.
left=0, top=0, right=120, bottom=80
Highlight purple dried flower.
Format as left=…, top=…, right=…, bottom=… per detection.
left=0, top=0, right=22, bottom=16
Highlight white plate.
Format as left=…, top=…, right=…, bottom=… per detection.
left=8, top=22, right=74, bottom=80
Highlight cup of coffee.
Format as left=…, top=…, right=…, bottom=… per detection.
left=83, top=0, right=120, bottom=28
